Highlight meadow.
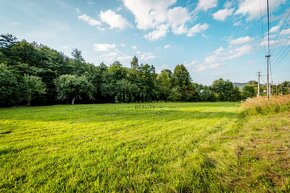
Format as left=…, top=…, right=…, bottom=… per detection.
left=0, top=102, right=289, bottom=192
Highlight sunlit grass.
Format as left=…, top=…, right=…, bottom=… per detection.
left=0, top=102, right=289, bottom=192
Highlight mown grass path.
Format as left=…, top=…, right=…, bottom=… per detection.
left=0, top=102, right=244, bottom=192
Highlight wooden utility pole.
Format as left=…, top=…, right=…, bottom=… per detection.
left=266, top=0, right=271, bottom=99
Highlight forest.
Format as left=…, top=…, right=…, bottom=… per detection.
left=0, top=34, right=289, bottom=106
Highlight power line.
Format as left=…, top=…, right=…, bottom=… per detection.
left=271, top=44, right=290, bottom=71
left=271, top=27, right=290, bottom=69
left=259, top=0, right=267, bottom=55
left=271, top=9, right=290, bottom=55
left=266, top=0, right=271, bottom=55
left=268, top=8, right=290, bottom=74
left=266, top=0, right=271, bottom=98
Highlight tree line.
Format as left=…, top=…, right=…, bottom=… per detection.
left=0, top=34, right=289, bottom=106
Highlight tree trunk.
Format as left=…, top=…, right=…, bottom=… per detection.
left=128, top=94, right=131, bottom=103
left=27, top=95, right=31, bottom=106
left=71, top=97, right=75, bottom=105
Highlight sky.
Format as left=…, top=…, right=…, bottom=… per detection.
left=0, top=0, right=289, bottom=85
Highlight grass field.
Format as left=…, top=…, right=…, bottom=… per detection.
left=0, top=102, right=289, bottom=192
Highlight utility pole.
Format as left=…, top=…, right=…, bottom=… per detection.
left=270, top=81, right=273, bottom=96
left=266, top=55, right=271, bottom=98
left=266, top=0, right=271, bottom=99
left=257, top=72, right=261, bottom=97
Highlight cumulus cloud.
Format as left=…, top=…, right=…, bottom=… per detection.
left=270, top=25, right=280, bottom=33
left=172, top=24, right=188, bottom=35
left=163, top=44, right=171, bottom=49
left=205, top=45, right=253, bottom=64
left=94, top=44, right=133, bottom=64
left=122, top=0, right=175, bottom=30
left=144, top=24, right=169, bottom=40
left=167, top=7, right=191, bottom=26
left=259, top=38, right=290, bottom=46
left=196, top=0, right=218, bottom=11
left=187, top=23, right=209, bottom=37
left=122, top=0, right=209, bottom=40
left=195, top=44, right=253, bottom=72
left=229, top=36, right=254, bottom=45
left=94, top=43, right=116, bottom=52
left=98, top=51, right=132, bottom=64
left=172, top=23, right=209, bottom=37
left=100, top=9, right=131, bottom=30
left=213, top=8, right=234, bottom=21
left=139, top=52, right=156, bottom=61
left=280, top=28, right=290, bottom=35
left=258, top=25, right=290, bottom=47
left=235, top=0, right=286, bottom=20
left=93, top=43, right=156, bottom=64
left=78, top=14, right=102, bottom=27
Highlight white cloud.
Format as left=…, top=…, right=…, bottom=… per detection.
left=280, top=28, right=290, bottom=35
left=122, top=0, right=176, bottom=30
left=172, top=24, right=188, bottom=34
left=94, top=43, right=116, bottom=52
left=167, top=7, right=192, bottom=35
left=187, top=23, right=209, bottom=37
left=167, top=7, right=191, bottom=26
left=195, top=63, right=223, bottom=72
left=206, top=45, right=253, bottom=63
left=259, top=38, right=290, bottom=46
left=94, top=45, right=132, bottom=64
left=78, top=14, right=102, bottom=27
left=196, top=44, right=253, bottom=72
left=98, top=50, right=132, bottom=64
left=235, top=0, right=286, bottom=20
left=93, top=43, right=156, bottom=64
left=229, top=36, right=253, bottom=45
left=139, top=52, right=156, bottom=61
left=163, top=44, right=171, bottom=49
left=196, top=0, right=218, bottom=11
left=116, top=55, right=132, bottom=62
left=184, top=60, right=197, bottom=67
left=259, top=40, right=279, bottom=46
left=233, top=20, right=243, bottom=26
left=123, top=0, right=209, bottom=40
left=100, top=10, right=131, bottom=30
left=213, top=8, right=234, bottom=21
left=233, top=45, right=253, bottom=58
left=144, top=24, right=169, bottom=40
left=270, top=25, right=280, bottom=33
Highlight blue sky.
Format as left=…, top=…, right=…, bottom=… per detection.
left=0, top=0, right=289, bottom=84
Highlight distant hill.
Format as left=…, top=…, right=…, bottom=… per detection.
left=233, top=82, right=247, bottom=88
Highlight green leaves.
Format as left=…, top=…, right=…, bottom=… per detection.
left=23, top=74, right=46, bottom=106
left=55, top=75, right=94, bottom=104
left=211, top=78, right=242, bottom=101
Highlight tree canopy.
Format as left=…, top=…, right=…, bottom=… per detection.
left=0, top=34, right=288, bottom=106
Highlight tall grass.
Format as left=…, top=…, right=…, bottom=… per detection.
left=242, top=94, right=290, bottom=115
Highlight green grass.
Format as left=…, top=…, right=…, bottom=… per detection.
left=0, top=102, right=289, bottom=192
